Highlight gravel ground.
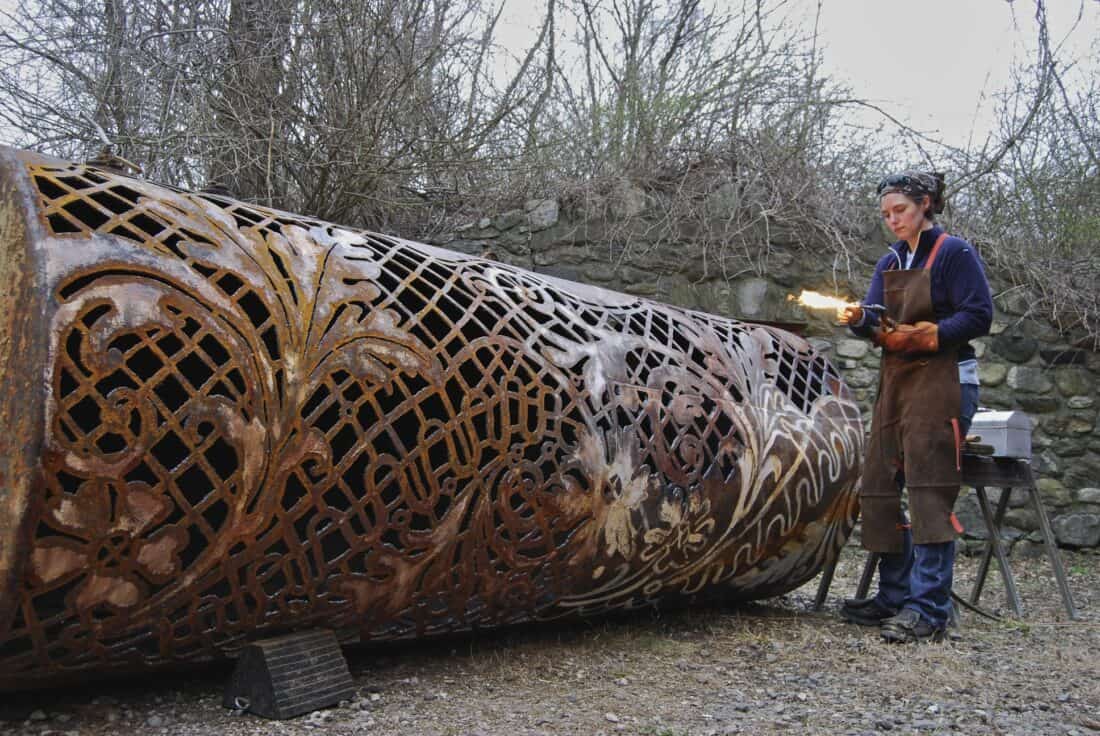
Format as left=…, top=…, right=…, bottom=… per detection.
left=2, top=545, right=1098, bottom=736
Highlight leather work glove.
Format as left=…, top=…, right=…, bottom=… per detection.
left=875, top=321, right=939, bottom=355
left=836, top=305, right=864, bottom=325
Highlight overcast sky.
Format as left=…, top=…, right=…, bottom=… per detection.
left=801, top=0, right=1099, bottom=149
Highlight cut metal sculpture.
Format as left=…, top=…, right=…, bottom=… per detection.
left=0, top=146, right=863, bottom=690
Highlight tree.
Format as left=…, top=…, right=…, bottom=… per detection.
left=0, top=0, right=554, bottom=231
left=948, top=0, right=1100, bottom=346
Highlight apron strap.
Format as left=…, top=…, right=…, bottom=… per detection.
left=924, top=232, right=949, bottom=271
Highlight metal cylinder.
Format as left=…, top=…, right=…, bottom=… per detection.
left=0, top=146, right=862, bottom=689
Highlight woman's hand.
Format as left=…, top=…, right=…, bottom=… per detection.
left=836, top=305, right=864, bottom=325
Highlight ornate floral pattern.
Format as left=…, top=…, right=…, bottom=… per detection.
left=32, top=478, right=188, bottom=611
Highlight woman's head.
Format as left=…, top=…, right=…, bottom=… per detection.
left=876, top=170, right=945, bottom=241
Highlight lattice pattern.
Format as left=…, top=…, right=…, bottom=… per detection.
left=0, top=154, right=863, bottom=688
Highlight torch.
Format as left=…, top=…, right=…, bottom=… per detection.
left=788, top=291, right=895, bottom=329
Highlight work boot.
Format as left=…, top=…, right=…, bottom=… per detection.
left=839, top=597, right=897, bottom=626
left=880, top=608, right=945, bottom=644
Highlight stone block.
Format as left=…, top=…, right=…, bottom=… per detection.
left=535, top=265, right=582, bottom=282
left=1068, top=395, right=1095, bottom=409
left=493, top=209, right=525, bottom=231
left=1077, top=487, right=1100, bottom=504
left=615, top=264, right=656, bottom=285
left=1052, top=512, right=1100, bottom=547
left=625, top=281, right=659, bottom=297
left=1040, top=348, right=1089, bottom=366
left=1003, top=508, right=1039, bottom=532
left=494, top=232, right=533, bottom=255
left=977, top=386, right=1012, bottom=409
left=1070, top=417, right=1095, bottom=435
left=1036, top=477, right=1071, bottom=505
left=996, top=289, right=1031, bottom=316
left=836, top=339, right=869, bottom=359
left=1017, top=394, right=1060, bottom=413
left=1053, top=367, right=1094, bottom=397
left=1064, top=452, right=1100, bottom=491
left=541, top=241, right=590, bottom=265
left=958, top=537, right=988, bottom=556
left=704, top=182, right=739, bottom=217
left=978, top=362, right=1007, bottom=387
left=531, top=249, right=556, bottom=267
left=993, top=331, right=1038, bottom=362
left=842, top=368, right=877, bottom=389
left=1031, top=430, right=1052, bottom=449
left=1088, top=350, right=1100, bottom=373
left=861, top=351, right=882, bottom=367
left=988, top=487, right=1030, bottom=508
left=1007, top=366, right=1053, bottom=393
left=524, top=199, right=559, bottom=231
left=769, top=250, right=796, bottom=269
left=1040, top=413, right=1073, bottom=435
left=1012, top=540, right=1046, bottom=559
left=1051, top=438, right=1089, bottom=458
left=662, top=281, right=702, bottom=310
left=584, top=262, right=619, bottom=283
left=735, top=278, right=769, bottom=318
left=608, top=182, right=647, bottom=219
left=444, top=239, right=482, bottom=256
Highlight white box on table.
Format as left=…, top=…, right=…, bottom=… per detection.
left=969, top=409, right=1032, bottom=459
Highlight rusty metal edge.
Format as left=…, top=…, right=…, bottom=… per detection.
left=0, top=147, right=48, bottom=639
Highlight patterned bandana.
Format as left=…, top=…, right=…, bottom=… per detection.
left=876, top=170, right=945, bottom=213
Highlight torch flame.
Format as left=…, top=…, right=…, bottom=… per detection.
left=788, top=290, right=859, bottom=310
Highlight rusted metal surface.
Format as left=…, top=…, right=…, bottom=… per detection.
left=0, top=152, right=48, bottom=650
left=0, top=146, right=863, bottom=690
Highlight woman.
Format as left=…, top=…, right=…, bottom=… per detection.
left=837, top=170, right=993, bottom=643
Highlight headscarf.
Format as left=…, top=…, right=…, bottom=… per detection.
left=876, top=170, right=946, bottom=214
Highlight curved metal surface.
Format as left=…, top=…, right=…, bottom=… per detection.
left=0, top=146, right=862, bottom=689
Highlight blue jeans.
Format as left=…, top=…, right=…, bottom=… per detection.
left=874, top=383, right=979, bottom=628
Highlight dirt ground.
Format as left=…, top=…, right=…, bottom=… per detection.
left=1, top=544, right=1098, bottom=736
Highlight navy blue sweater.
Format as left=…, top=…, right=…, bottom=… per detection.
left=850, top=225, right=993, bottom=362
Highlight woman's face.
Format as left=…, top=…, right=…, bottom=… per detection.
left=879, top=192, right=929, bottom=241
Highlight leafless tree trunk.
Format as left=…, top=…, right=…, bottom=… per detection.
left=206, top=0, right=294, bottom=206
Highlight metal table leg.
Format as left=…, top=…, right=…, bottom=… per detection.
left=972, top=485, right=1023, bottom=616
left=855, top=552, right=879, bottom=600
left=1027, top=478, right=1079, bottom=620
left=971, top=485, right=1012, bottom=604
left=813, top=556, right=838, bottom=611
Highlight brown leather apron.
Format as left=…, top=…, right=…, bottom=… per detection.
left=860, top=232, right=962, bottom=553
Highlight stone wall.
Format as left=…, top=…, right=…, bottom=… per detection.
left=430, top=196, right=1100, bottom=549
